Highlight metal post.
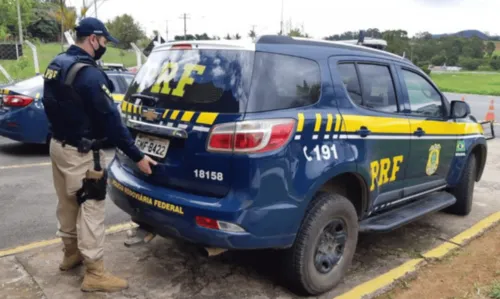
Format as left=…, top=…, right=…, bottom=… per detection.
left=25, top=40, right=40, bottom=75
left=94, top=0, right=98, bottom=17
left=0, top=64, right=14, bottom=84
left=16, top=0, right=23, bottom=44
left=130, top=42, right=147, bottom=67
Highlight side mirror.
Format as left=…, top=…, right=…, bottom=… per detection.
left=450, top=100, right=471, bottom=119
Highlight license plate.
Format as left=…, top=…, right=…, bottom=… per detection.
left=135, top=133, right=170, bottom=158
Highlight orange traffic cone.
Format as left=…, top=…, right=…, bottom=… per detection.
left=485, top=99, right=495, bottom=122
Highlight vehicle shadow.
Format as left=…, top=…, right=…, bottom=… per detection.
left=0, top=142, right=49, bottom=157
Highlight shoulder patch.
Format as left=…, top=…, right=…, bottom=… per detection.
left=101, top=84, right=112, bottom=97
left=43, top=66, right=60, bottom=80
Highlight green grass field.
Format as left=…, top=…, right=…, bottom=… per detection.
left=430, top=72, right=500, bottom=96
left=0, top=43, right=138, bottom=84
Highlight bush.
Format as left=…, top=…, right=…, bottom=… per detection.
left=431, top=55, right=446, bottom=66
left=458, top=57, right=484, bottom=70
left=490, top=58, right=500, bottom=70
left=420, top=65, right=431, bottom=75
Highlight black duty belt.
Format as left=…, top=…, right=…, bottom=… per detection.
left=53, top=136, right=106, bottom=154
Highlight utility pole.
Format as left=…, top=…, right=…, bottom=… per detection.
left=94, top=0, right=98, bottom=18
left=16, top=0, right=23, bottom=44
left=280, top=0, right=284, bottom=35
left=166, top=20, right=169, bottom=41
left=179, top=13, right=190, bottom=40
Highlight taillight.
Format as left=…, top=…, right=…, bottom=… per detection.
left=171, top=44, right=192, bottom=50
left=4, top=95, right=33, bottom=107
left=207, top=119, right=296, bottom=153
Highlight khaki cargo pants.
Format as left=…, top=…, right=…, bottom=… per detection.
left=49, top=139, right=107, bottom=262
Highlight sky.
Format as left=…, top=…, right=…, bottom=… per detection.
left=71, top=0, right=500, bottom=40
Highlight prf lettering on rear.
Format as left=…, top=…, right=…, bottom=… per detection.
left=151, top=62, right=206, bottom=97
left=370, top=155, right=404, bottom=191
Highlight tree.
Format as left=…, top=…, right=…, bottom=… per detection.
left=486, top=41, right=496, bottom=57
left=105, top=14, right=146, bottom=49
left=225, top=33, right=232, bottom=40
left=0, top=0, right=36, bottom=40
left=248, top=29, right=256, bottom=39
left=288, top=28, right=309, bottom=38
left=234, top=33, right=241, bottom=40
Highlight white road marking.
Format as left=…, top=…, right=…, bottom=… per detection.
left=0, top=162, right=51, bottom=170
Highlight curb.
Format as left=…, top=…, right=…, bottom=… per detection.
left=335, top=211, right=500, bottom=299
left=0, top=222, right=138, bottom=258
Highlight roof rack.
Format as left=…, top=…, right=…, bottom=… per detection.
left=99, top=62, right=129, bottom=72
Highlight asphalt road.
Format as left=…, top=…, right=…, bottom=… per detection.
left=0, top=138, right=130, bottom=250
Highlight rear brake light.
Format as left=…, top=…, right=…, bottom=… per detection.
left=195, top=216, right=245, bottom=233
left=4, top=95, right=33, bottom=107
left=207, top=119, right=296, bottom=153
left=171, top=44, right=192, bottom=50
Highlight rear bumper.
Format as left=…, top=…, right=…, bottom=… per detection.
left=107, top=159, right=297, bottom=250
left=0, top=105, right=48, bottom=144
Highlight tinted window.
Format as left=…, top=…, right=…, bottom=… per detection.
left=126, top=49, right=254, bottom=113
left=107, top=75, right=122, bottom=93
left=357, top=64, right=398, bottom=113
left=246, top=53, right=321, bottom=112
left=402, top=69, right=444, bottom=117
left=337, top=63, right=362, bottom=105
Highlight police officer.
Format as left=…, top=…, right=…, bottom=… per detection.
left=42, top=17, right=157, bottom=292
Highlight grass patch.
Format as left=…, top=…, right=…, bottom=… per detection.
left=430, top=72, right=500, bottom=96
left=0, top=42, right=138, bottom=84
left=490, top=281, right=500, bottom=299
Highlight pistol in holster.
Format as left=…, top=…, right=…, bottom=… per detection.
left=76, top=138, right=108, bottom=206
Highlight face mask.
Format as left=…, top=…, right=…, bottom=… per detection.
left=91, top=38, right=107, bottom=60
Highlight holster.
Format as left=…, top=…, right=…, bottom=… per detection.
left=76, top=138, right=107, bottom=206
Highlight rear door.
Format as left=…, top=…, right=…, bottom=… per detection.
left=330, top=57, right=411, bottom=212
left=116, top=44, right=255, bottom=198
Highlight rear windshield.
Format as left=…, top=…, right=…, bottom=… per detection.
left=126, top=48, right=321, bottom=113
left=8, top=75, right=43, bottom=98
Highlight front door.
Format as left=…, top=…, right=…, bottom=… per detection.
left=397, top=66, right=457, bottom=196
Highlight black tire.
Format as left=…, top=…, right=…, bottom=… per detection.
left=445, top=154, right=477, bottom=216
left=284, top=192, right=358, bottom=296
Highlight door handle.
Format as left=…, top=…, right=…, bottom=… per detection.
left=356, top=126, right=371, bottom=137
left=414, top=127, right=426, bottom=136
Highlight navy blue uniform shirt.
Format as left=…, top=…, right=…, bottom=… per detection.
left=48, top=45, right=144, bottom=162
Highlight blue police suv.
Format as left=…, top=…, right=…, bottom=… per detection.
left=0, top=64, right=134, bottom=144
left=108, top=36, right=493, bottom=295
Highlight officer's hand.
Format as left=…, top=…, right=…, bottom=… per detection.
left=136, top=155, right=157, bottom=175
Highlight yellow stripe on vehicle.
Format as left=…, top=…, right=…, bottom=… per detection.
left=133, top=104, right=138, bottom=114
left=409, top=119, right=484, bottom=135
left=334, top=114, right=342, bottom=132
left=196, top=112, right=218, bottom=125
left=181, top=111, right=195, bottom=122
left=326, top=114, right=333, bottom=132
left=314, top=113, right=322, bottom=132
left=127, top=103, right=133, bottom=113
left=297, top=113, right=305, bottom=132
left=170, top=110, right=180, bottom=120
left=162, top=109, right=169, bottom=119
left=121, top=101, right=127, bottom=112
left=343, top=115, right=410, bottom=134
left=138, top=105, right=142, bottom=115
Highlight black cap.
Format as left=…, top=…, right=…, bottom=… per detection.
left=75, top=17, right=119, bottom=44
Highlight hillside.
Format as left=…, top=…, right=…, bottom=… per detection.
left=432, top=30, right=490, bottom=40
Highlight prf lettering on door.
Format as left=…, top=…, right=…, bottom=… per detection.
left=370, top=155, right=404, bottom=191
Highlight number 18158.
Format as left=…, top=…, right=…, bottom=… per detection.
left=194, top=169, right=223, bottom=181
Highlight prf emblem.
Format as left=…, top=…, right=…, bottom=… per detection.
left=142, top=109, right=159, bottom=121
left=426, top=144, right=441, bottom=176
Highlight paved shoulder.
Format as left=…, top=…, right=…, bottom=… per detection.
left=0, top=256, right=46, bottom=299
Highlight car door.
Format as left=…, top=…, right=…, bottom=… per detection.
left=396, top=66, right=456, bottom=196
left=331, top=57, right=411, bottom=212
